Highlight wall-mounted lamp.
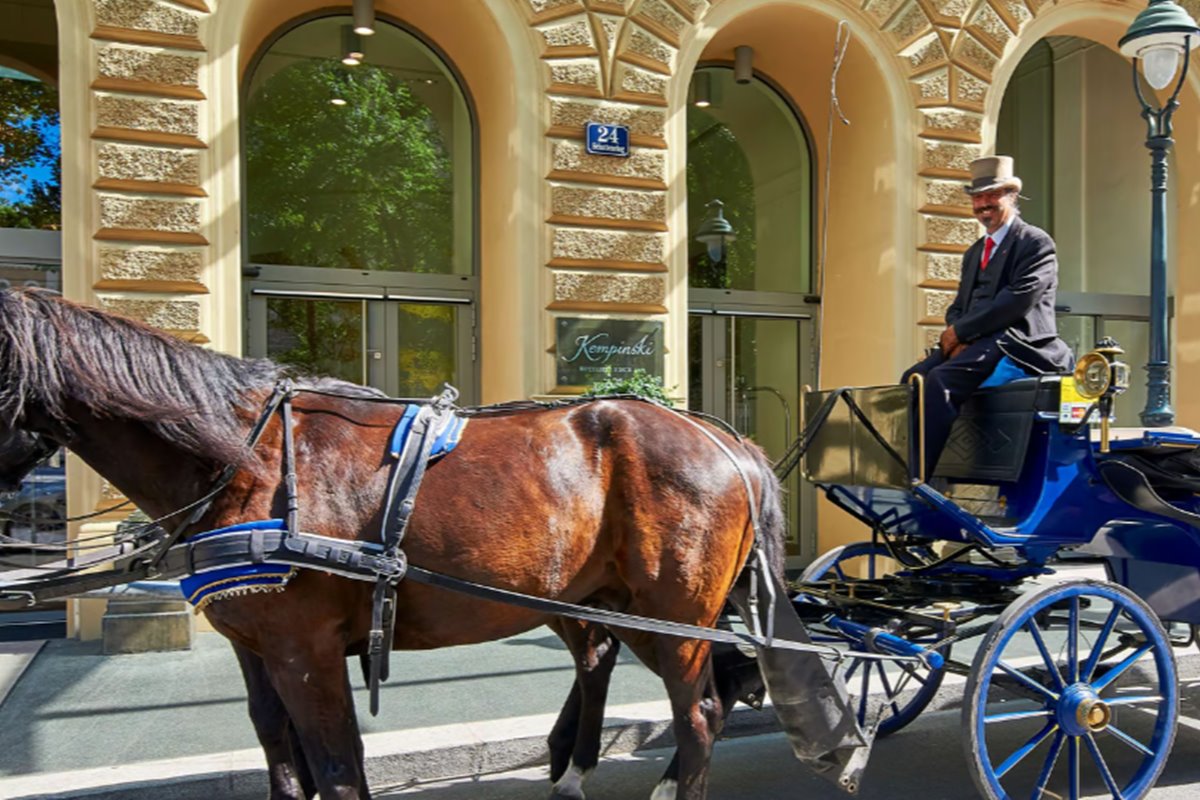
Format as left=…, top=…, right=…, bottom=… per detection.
left=353, top=0, right=376, bottom=36
left=692, top=71, right=712, bottom=108
left=341, top=25, right=364, bottom=66
left=734, top=46, right=754, bottom=84
left=694, top=199, right=736, bottom=262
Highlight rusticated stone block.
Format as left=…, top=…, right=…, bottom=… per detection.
left=96, top=0, right=199, bottom=37
left=922, top=325, right=941, bottom=350
left=924, top=177, right=971, bottom=207
left=551, top=99, right=666, bottom=139
left=955, top=36, right=997, bottom=78
left=99, top=196, right=201, bottom=233
left=864, top=0, right=906, bottom=25
left=913, top=69, right=950, bottom=102
left=1026, top=0, right=1052, bottom=13
left=926, top=0, right=971, bottom=21
left=616, top=63, right=667, bottom=98
left=925, top=289, right=956, bottom=320
left=552, top=228, right=665, bottom=264
left=904, top=33, right=946, bottom=72
left=97, top=143, right=200, bottom=185
left=99, top=297, right=200, bottom=330
left=969, top=2, right=1013, bottom=51
left=99, top=247, right=203, bottom=283
left=98, top=46, right=199, bottom=87
left=1001, top=0, right=1033, bottom=29
left=637, top=0, right=687, bottom=38
left=925, top=215, right=981, bottom=246
left=925, top=252, right=964, bottom=282
left=887, top=2, right=932, bottom=43
left=554, top=272, right=666, bottom=305
left=551, top=185, right=666, bottom=224
left=923, top=139, right=978, bottom=172
left=96, top=95, right=199, bottom=135
left=922, top=109, right=982, bottom=135
left=596, top=15, right=622, bottom=60
left=552, top=140, right=665, bottom=183
left=540, top=17, right=594, bottom=49
left=627, top=26, right=675, bottom=69
left=954, top=67, right=989, bottom=104
left=528, top=0, right=583, bottom=14
left=548, top=60, right=602, bottom=90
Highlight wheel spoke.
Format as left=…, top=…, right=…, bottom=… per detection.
left=1104, top=695, right=1163, bottom=707
left=1082, top=607, right=1122, bottom=684
left=1084, top=732, right=1125, bottom=799
left=1068, top=735, right=1080, bottom=800
left=845, top=657, right=861, bottom=680
left=1093, top=644, right=1155, bottom=692
left=1026, top=619, right=1067, bottom=692
left=1067, top=597, right=1080, bottom=685
left=996, top=659, right=1061, bottom=703
left=1034, top=732, right=1065, bottom=798
left=897, top=660, right=930, bottom=686
left=995, top=721, right=1058, bottom=778
left=984, top=708, right=1054, bottom=724
left=1106, top=723, right=1154, bottom=758
left=832, top=562, right=847, bottom=580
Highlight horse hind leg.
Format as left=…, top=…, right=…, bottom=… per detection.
left=546, top=619, right=621, bottom=800
left=232, top=642, right=317, bottom=800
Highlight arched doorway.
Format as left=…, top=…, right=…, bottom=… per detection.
left=686, top=65, right=817, bottom=559
left=241, top=14, right=477, bottom=400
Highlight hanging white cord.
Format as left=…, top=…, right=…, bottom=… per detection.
left=816, top=21, right=852, bottom=382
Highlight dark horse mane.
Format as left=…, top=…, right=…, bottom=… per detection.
left=0, top=288, right=379, bottom=466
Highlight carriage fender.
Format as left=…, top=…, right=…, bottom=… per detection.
left=1081, top=520, right=1200, bottom=624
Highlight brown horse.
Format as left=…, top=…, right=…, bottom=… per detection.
left=0, top=288, right=786, bottom=800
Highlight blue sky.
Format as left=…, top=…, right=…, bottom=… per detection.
left=1, top=69, right=60, bottom=205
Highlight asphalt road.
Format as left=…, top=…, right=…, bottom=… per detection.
left=376, top=687, right=1200, bottom=800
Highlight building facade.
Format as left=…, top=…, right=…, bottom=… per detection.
left=2, top=0, right=1199, bottom=637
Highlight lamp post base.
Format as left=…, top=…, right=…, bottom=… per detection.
left=1140, top=360, right=1174, bottom=427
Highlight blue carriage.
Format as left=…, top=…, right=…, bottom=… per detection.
left=793, top=340, right=1196, bottom=799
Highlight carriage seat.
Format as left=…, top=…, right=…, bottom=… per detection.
left=932, top=375, right=1060, bottom=483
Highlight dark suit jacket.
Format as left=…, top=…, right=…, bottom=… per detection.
left=945, top=216, right=1072, bottom=374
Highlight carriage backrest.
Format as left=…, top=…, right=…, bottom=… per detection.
left=933, top=376, right=1061, bottom=482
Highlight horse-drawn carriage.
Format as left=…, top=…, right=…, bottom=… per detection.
left=0, top=287, right=1197, bottom=800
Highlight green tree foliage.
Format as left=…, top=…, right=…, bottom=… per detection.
left=245, top=60, right=454, bottom=272
left=686, top=105, right=755, bottom=290
left=0, top=76, right=60, bottom=230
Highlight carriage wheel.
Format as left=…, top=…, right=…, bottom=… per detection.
left=798, top=541, right=947, bottom=737
left=963, top=579, right=1177, bottom=800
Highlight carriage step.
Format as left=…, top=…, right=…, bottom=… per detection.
left=101, top=600, right=193, bottom=654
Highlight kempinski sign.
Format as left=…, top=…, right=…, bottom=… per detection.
left=556, top=317, right=664, bottom=388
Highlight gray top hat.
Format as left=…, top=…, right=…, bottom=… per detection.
left=965, top=155, right=1023, bottom=195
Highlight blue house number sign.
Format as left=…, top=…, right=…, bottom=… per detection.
left=585, top=122, right=630, bottom=158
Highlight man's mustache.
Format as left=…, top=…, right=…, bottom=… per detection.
left=975, top=205, right=998, bottom=214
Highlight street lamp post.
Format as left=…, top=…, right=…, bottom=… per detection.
left=1120, top=0, right=1200, bottom=427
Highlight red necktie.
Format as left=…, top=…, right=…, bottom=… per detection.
left=981, top=236, right=995, bottom=271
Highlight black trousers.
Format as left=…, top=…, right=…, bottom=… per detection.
left=901, top=336, right=1004, bottom=475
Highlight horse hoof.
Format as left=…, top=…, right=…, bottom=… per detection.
left=549, top=789, right=586, bottom=800
left=649, top=778, right=678, bottom=800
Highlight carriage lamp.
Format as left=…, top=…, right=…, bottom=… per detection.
left=694, top=199, right=736, bottom=263
left=1120, top=0, right=1200, bottom=426
left=1074, top=339, right=1131, bottom=452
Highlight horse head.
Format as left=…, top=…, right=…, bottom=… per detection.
left=0, top=426, right=57, bottom=493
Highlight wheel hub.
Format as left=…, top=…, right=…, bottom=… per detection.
left=1058, top=683, right=1110, bottom=736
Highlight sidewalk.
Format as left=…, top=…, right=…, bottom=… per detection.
left=0, top=628, right=778, bottom=800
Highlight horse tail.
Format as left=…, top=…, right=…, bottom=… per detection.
left=743, top=443, right=787, bottom=583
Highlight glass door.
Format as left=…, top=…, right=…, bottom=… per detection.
left=246, top=281, right=475, bottom=401
left=689, top=297, right=816, bottom=563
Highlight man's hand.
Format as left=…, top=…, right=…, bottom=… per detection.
left=939, top=325, right=960, bottom=357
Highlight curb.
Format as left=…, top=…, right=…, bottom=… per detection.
left=0, top=699, right=782, bottom=800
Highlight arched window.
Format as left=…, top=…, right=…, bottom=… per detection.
left=243, top=16, right=477, bottom=399
left=686, top=66, right=815, bottom=559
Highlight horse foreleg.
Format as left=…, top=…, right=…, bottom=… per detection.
left=232, top=641, right=317, bottom=800
left=262, top=643, right=371, bottom=800
left=546, top=620, right=621, bottom=800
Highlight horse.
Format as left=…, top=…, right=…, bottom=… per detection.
left=0, top=288, right=787, bottom=800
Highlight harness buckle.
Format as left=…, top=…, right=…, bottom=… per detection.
left=375, top=551, right=408, bottom=582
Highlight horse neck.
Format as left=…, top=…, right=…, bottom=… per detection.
left=57, top=408, right=221, bottom=523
